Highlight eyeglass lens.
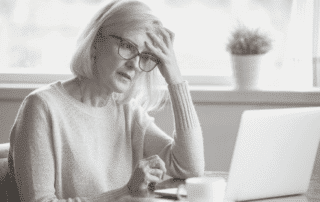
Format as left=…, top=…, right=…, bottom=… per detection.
left=118, top=39, right=158, bottom=72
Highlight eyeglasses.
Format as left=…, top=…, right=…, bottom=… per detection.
left=109, top=35, right=159, bottom=72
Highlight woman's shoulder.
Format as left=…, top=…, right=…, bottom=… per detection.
left=23, top=81, right=62, bottom=106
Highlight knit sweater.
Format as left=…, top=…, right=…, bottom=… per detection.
left=7, top=80, right=204, bottom=202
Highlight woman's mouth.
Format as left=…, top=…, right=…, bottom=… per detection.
left=117, top=72, right=131, bottom=80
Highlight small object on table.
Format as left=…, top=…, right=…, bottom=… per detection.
left=153, top=178, right=186, bottom=200
left=155, top=178, right=186, bottom=190
left=153, top=171, right=228, bottom=200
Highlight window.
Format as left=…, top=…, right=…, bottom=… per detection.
left=0, top=0, right=316, bottom=88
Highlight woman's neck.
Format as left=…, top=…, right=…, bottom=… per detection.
left=78, top=77, right=113, bottom=108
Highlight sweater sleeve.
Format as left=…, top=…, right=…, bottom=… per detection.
left=144, top=81, right=205, bottom=178
left=10, top=93, right=130, bottom=202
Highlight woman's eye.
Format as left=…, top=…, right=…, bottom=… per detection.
left=141, top=54, right=158, bottom=62
left=141, top=54, right=150, bottom=60
left=149, top=56, right=158, bottom=62
left=121, top=42, right=135, bottom=51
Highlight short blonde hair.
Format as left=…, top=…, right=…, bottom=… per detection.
left=70, top=0, right=169, bottom=112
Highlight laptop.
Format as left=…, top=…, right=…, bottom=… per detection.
left=155, top=107, right=320, bottom=201
left=224, top=107, right=320, bottom=201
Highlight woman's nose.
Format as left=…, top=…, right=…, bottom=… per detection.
left=126, top=55, right=140, bottom=71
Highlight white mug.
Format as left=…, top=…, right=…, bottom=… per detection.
left=177, top=177, right=226, bottom=202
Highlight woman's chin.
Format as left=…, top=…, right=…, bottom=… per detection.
left=113, top=80, right=132, bottom=94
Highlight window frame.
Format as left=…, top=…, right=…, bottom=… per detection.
left=0, top=0, right=317, bottom=89
left=0, top=71, right=231, bottom=85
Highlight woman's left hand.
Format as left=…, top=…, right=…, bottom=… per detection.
left=145, top=28, right=183, bottom=85
left=127, top=155, right=166, bottom=197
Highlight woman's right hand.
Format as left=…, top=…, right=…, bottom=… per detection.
left=127, top=155, right=167, bottom=197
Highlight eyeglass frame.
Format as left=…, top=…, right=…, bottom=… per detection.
left=109, top=35, right=159, bottom=72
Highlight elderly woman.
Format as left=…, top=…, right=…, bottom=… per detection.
left=6, top=0, right=204, bottom=201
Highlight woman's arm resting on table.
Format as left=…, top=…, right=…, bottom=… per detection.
left=144, top=81, right=205, bottom=179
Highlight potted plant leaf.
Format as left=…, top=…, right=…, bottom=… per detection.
left=226, top=24, right=273, bottom=90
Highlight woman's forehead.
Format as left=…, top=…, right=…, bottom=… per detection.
left=122, top=30, right=154, bottom=52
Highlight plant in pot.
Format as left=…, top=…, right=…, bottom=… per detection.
left=226, top=24, right=273, bottom=90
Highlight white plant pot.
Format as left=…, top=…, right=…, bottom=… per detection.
left=231, top=54, right=265, bottom=90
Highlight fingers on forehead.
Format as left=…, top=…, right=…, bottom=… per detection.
left=160, top=27, right=174, bottom=41
left=150, top=26, right=174, bottom=40
left=164, top=27, right=174, bottom=38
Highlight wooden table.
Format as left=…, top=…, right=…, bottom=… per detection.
left=119, top=171, right=320, bottom=202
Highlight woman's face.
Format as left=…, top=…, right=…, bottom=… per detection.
left=94, top=30, right=154, bottom=94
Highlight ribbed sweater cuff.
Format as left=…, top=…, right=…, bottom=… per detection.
left=91, top=185, right=130, bottom=202
left=168, top=81, right=200, bottom=130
